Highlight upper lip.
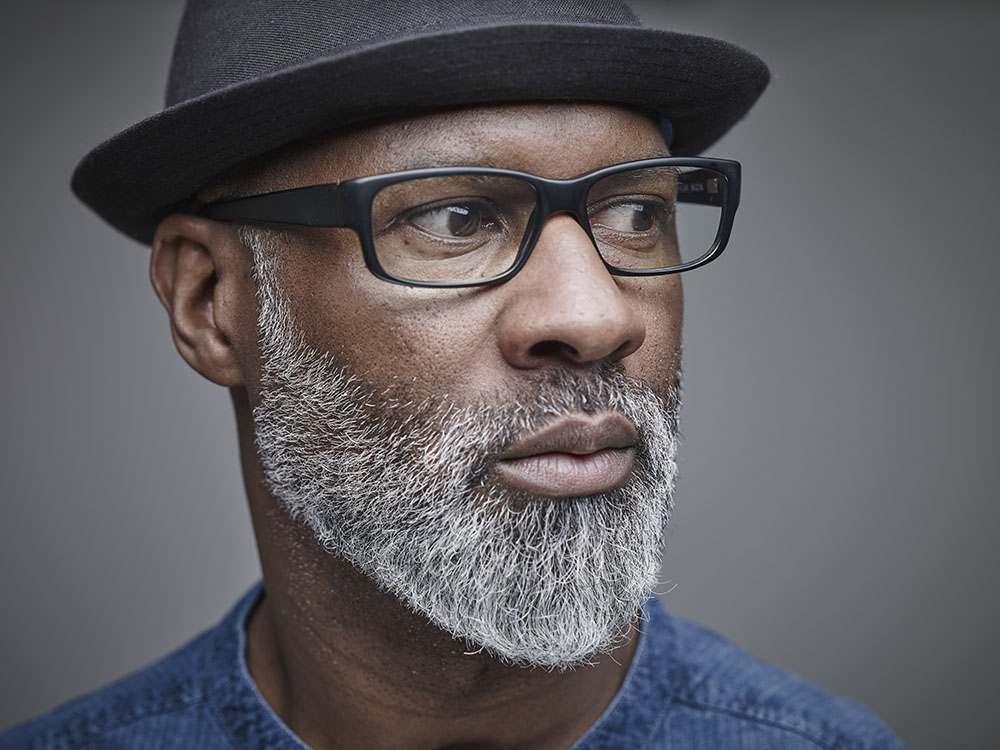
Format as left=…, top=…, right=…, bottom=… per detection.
left=499, top=413, right=637, bottom=460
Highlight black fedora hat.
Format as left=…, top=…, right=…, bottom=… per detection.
left=71, top=0, right=769, bottom=244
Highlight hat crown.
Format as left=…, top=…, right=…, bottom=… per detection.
left=166, top=0, right=641, bottom=106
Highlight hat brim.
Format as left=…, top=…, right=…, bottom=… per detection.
left=71, top=22, right=769, bottom=244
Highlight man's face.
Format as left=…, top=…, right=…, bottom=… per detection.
left=237, top=103, right=684, bottom=667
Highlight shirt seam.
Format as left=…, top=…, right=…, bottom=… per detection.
left=671, top=696, right=874, bottom=750
left=48, top=693, right=206, bottom=750
left=639, top=700, right=675, bottom=750
left=204, top=697, right=242, bottom=750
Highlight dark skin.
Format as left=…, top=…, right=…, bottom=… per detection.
left=149, top=102, right=683, bottom=749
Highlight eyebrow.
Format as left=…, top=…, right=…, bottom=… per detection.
left=386, top=147, right=674, bottom=174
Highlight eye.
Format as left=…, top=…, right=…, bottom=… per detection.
left=407, top=201, right=497, bottom=239
left=590, top=198, right=672, bottom=234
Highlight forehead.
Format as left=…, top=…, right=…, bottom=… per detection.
left=220, top=102, right=668, bottom=195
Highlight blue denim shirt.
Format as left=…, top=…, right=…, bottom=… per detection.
left=1, top=585, right=905, bottom=749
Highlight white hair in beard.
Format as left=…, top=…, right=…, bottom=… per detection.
left=244, top=226, right=681, bottom=669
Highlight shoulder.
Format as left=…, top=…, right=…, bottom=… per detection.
left=0, top=599, right=249, bottom=750
left=644, top=604, right=906, bottom=749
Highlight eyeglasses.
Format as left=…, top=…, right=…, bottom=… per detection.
left=194, top=157, right=741, bottom=288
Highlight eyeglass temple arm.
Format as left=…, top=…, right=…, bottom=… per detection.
left=676, top=169, right=726, bottom=207
left=191, top=183, right=345, bottom=226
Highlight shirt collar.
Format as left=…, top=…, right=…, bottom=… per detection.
left=203, top=583, right=676, bottom=749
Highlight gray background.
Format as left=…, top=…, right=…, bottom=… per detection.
left=1, top=2, right=997, bottom=748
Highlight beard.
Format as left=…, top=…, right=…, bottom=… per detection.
left=246, top=228, right=681, bottom=669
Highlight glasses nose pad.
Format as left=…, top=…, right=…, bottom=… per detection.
left=570, top=206, right=600, bottom=251
left=563, top=202, right=609, bottom=267
left=510, top=203, right=540, bottom=269
left=557, top=187, right=604, bottom=259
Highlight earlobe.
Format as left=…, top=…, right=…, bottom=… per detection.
left=150, top=214, right=244, bottom=387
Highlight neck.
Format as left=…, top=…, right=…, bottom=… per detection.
left=232, top=390, right=639, bottom=750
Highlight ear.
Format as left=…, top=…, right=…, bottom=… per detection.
left=150, top=214, right=245, bottom=387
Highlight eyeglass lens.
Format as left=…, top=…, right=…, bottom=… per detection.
left=370, top=166, right=726, bottom=283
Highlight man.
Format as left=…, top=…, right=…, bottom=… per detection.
left=1, top=1, right=904, bottom=748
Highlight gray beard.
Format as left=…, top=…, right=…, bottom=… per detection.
left=246, top=228, right=681, bottom=669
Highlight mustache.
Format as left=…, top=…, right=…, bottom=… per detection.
left=399, top=362, right=681, bottom=473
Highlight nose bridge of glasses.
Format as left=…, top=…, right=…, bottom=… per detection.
left=536, top=174, right=591, bottom=222
left=522, top=174, right=597, bottom=264
left=524, top=181, right=606, bottom=275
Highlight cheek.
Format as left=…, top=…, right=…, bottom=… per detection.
left=281, top=231, right=500, bottom=397
left=622, top=274, right=684, bottom=387
left=277, top=230, right=683, bottom=401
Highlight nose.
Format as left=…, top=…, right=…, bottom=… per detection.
left=496, top=214, right=647, bottom=369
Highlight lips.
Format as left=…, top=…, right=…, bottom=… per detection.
left=495, top=413, right=637, bottom=497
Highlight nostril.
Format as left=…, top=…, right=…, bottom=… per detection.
left=529, top=340, right=580, bottom=360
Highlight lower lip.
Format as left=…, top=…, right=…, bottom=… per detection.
left=495, top=447, right=636, bottom=498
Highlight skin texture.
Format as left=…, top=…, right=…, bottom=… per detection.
left=149, top=102, right=682, bottom=750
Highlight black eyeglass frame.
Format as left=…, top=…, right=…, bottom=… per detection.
left=193, top=157, right=741, bottom=288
